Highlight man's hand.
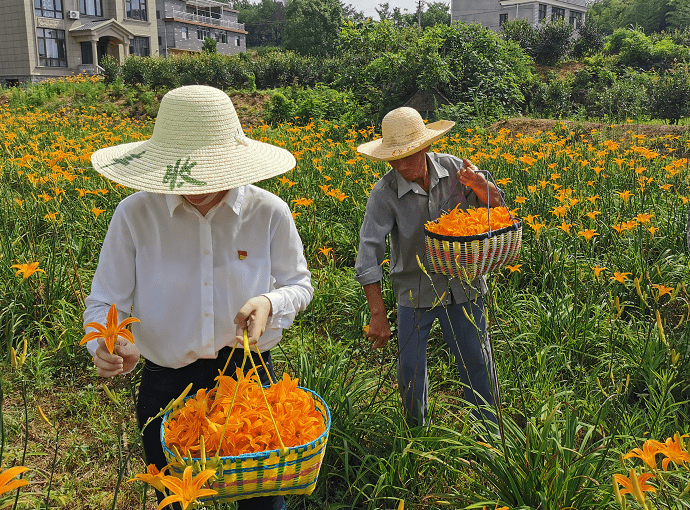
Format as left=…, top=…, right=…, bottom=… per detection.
left=457, top=158, right=502, bottom=207
left=367, top=313, right=391, bottom=349
left=234, top=296, right=273, bottom=346
left=93, top=338, right=140, bottom=377
left=457, top=158, right=487, bottom=190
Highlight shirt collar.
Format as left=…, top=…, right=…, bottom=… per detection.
left=393, top=154, right=449, bottom=199
left=165, top=187, right=244, bottom=217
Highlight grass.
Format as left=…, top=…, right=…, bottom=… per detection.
left=0, top=76, right=689, bottom=509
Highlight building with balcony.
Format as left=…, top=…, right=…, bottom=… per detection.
left=157, top=0, right=247, bottom=57
left=451, top=0, right=587, bottom=32
left=0, top=0, right=247, bottom=86
left=0, top=0, right=158, bottom=85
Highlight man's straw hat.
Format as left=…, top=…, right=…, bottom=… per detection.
left=356, top=107, right=455, bottom=162
left=90, top=85, right=296, bottom=194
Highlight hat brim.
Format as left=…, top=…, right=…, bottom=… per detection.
left=91, top=136, right=296, bottom=194
left=356, top=120, right=455, bottom=162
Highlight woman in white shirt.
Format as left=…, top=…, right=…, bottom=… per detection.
left=83, top=85, right=313, bottom=510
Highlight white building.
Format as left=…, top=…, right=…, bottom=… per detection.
left=451, top=0, right=588, bottom=32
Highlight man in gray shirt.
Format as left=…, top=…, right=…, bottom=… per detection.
left=355, top=107, right=502, bottom=428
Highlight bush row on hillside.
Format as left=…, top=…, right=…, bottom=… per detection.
left=529, top=64, right=690, bottom=124
left=102, top=22, right=532, bottom=126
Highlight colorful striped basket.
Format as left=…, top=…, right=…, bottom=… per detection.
left=425, top=218, right=523, bottom=281
left=160, top=387, right=331, bottom=503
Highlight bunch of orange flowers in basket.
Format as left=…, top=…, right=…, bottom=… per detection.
left=164, top=367, right=325, bottom=458
left=426, top=206, right=519, bottom=237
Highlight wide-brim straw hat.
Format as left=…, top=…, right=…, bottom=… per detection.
left=90, top=85, right=296, bottom=194
left=356, top=107, right=455, bottom=162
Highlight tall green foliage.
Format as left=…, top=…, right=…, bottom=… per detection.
left=283, top=0, right=343, bottom=56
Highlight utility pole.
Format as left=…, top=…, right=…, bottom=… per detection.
left=417, top=0, right=423, bottom=30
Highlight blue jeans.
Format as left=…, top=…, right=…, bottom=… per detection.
left=397, top=298, right=498, bottom=426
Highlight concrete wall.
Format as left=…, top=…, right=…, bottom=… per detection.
left=451, top=0, right=587, bottom=31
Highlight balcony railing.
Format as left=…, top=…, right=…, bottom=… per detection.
left=166, top=10, right=244, bottom=31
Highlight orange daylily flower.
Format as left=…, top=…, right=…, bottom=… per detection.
left=578, top=229, right=598, bottom=241
left=426, top=206, right=518, bottom=237
left=80, top=304, right=140, bottom=355
left=656, top=433, right=690, bottom=470
left=165, top=368, right=325, bottom=458
left=613, top=468, right=656, bottom=505
left=0, top=466, right=29, bottom=496
left=651, top=284, right=673, bottom=299
left=10, top=262, right=44, bottom=280
left=158, top=465, right=218, bottom=510
left=624, top=440, right=661, bottom=470
left=506, top=264, right=522, bottom=273
left=129, top=464, right=168, bottom=493
left=591, top=266, right=606, bottom=277
left=610, top=272, right=632, bottom=284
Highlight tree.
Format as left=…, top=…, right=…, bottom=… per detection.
left=237, top=0, right=286, bottom=47
left=202, top=37, right=217, bottom=53
left=419, top=2, right=450, bottom=28
left=667, top=0, right=690, bottom=30
left=283, top=0, right=344, bottom=56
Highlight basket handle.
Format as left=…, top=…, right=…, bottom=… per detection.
left=479, top=169, right=518, bottom=236
left=215, top=330, right=287, bottom=457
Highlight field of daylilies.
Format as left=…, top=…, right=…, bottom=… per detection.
left=1, top=75, right=690, bottom=510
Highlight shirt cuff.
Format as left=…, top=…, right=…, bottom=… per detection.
left=262, top=292, right=282, bottom=329
left=354, top=265, right=384, bottom=287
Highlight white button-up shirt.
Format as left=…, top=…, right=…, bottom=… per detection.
left=83, top=186, right=313, bottom=369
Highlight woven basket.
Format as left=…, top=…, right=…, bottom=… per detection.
left=425, top=219, right=523, bottom=281
left=160, top=387, right=331, bottom=503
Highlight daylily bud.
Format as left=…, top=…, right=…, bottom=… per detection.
left=656, top=310, right=668, bottom=346
left=613, top=475, right=626, bottom=509
left=10, top=347, right=17, bottom=370
left=671, top=349, right=680, bottom=366
left=102, top=384, right=119, bottom=405
left=38, top=405, right=54, bottom=428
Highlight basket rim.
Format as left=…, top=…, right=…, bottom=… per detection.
left=425, top=218, right=523, bottom=242
left=160, top=386, right=331, bottom=463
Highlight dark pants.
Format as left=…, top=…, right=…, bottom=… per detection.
left=397, top=298, right=499, bottom=427
left=137, top=345, right=285, bottom=510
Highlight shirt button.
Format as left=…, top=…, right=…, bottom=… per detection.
left=204, top=312, right=210, bottom=317
left=204, top=250, right=210, bottom=255
left=204, top=281, right=210, bottom=286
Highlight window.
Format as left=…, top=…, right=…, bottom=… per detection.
left=156, top=10, right=160, bottom=19
left=129, top=36, right=150, bottom=56
left=569, top=11, right=583, bottom=28
left=126, top=0, right=147, bottom=21
left=35, top=0, right=63, bottom=18
left=551, top=7, right=565, bottom=20
left=197, top=27, right=210, bottom=40
left=79, top=0, right=102, bottom=16
left=158, top=36, right=162, bottom=45
left=180, top=26, right=189, bottom=39
left=235, top=36, right=240, bottom=47
left=214, top=30, right=227, bottom=44
left=499, top=13, right=508, bottom=26
left=37, top=28, right=67, bottom=66
left=538, top=4, right=547, bottom=21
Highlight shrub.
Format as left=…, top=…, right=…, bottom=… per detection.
left=99, top=55, right=121, bottom=85
left=528, top=72, right=574, bottom=119
left=649, top=65, right=690, bottom=124
left=572, top=19, right=606, bottom=59
left=533, top=19, right=574, bottom=66
left=596, top=70, right=651, bottom=122
left=501, top=19, right=538, bottom=58
left=502, top=19, right=574, bottom=66
left=120, top=56, right=155, bottom=86
left=264, top=84, right=364, bottom=126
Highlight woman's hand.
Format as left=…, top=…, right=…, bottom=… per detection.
left=93, top=338, right=140, bottom=377
left=234, top=296, right=273, bottom=346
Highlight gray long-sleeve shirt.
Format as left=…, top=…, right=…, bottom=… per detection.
left=354, top=152, right=488, bottom=308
